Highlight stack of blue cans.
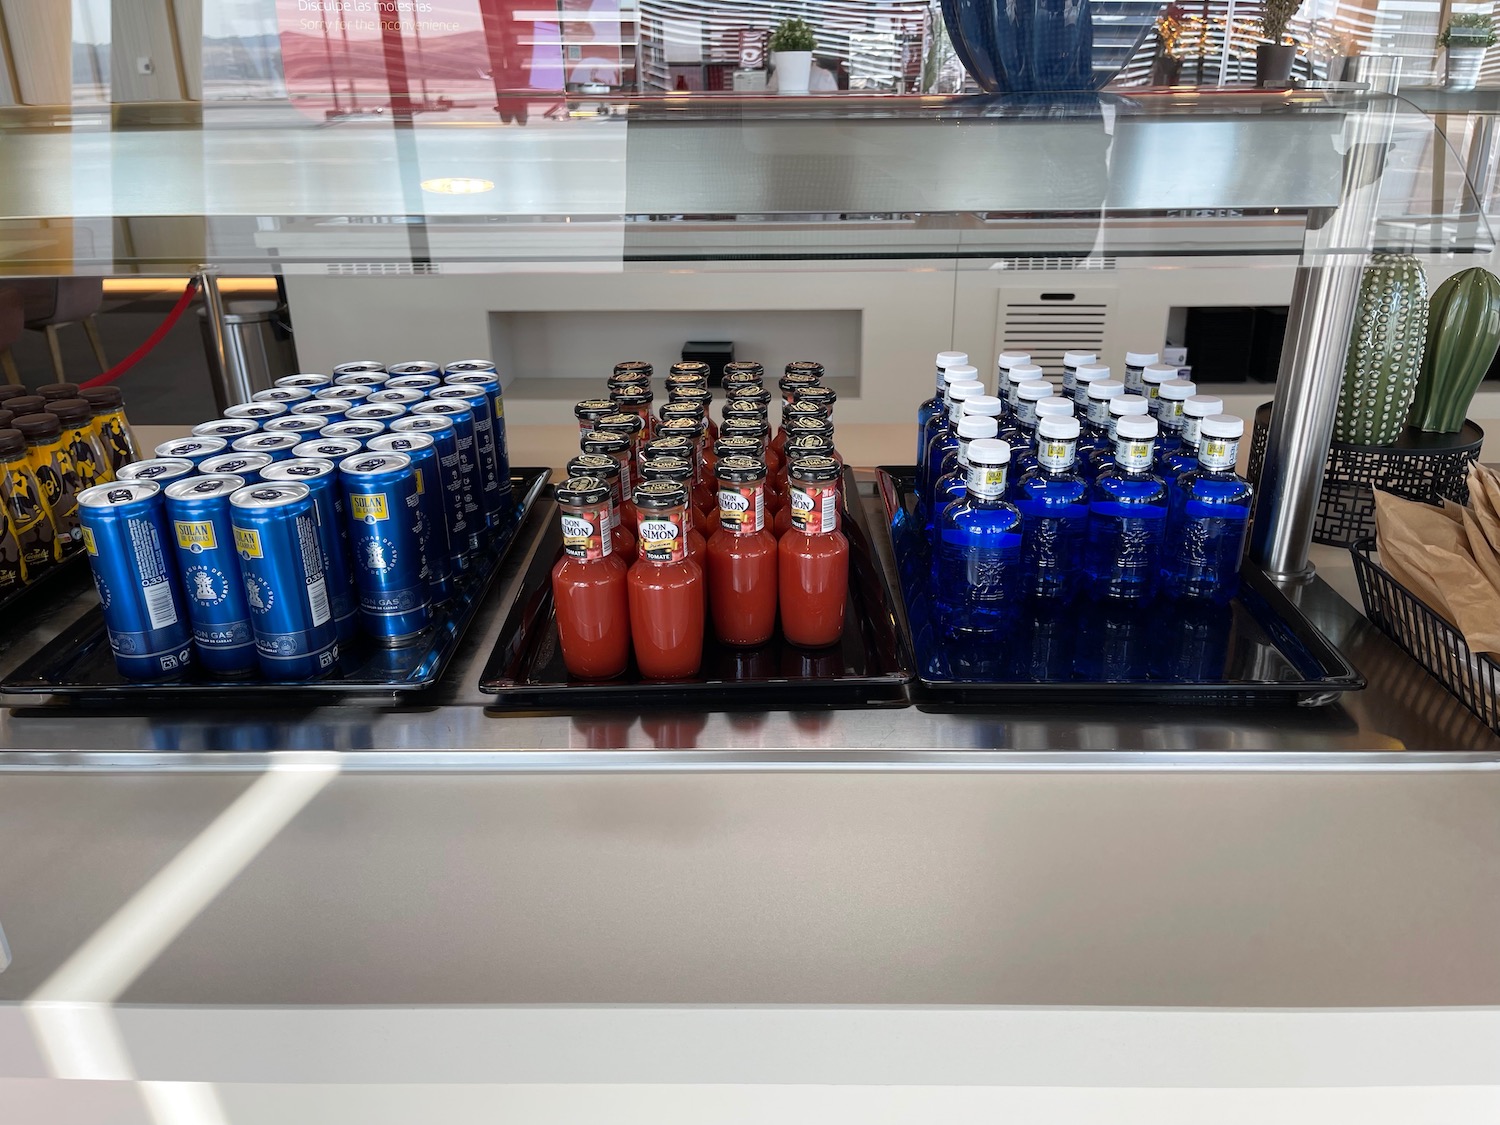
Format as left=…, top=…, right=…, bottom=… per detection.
left=76, top=359, right=512, bottom=681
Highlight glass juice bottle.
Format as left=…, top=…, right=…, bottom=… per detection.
left=670, top=385, right=717, bottom=444
left=1161, top=414, right=1253, bottom=603
left=918, top=363, right=978, bottom=475
left=551, top=475, right=632, bottom=680
left=627, top=481, right=704, bottom=679
left=932, top=438, right=1023, bottom=637
left=775, top=365, right=824, bottom=456
left=780, top=455, right=848, bottom=648
left=1163, top=394, right=1224, bottom=481
left=1084, top=415, right=1167, bottom=603
left=919, top=352, right=969, bottom=461
left=1152, top=379, right=1197, bottom=466
left=580, top=429, right=639, bottom=536
left=929, top=413, right=998, bottom=541
left=637, top=457, right=708, bottom=576
left=1014, top=415, right=1089, bottom=601
left=1083, top=394, right=1148, bottom=480
left=778, top=436, right=839, bottom=538
left=706, top=455, right=778, bottom=647
left=567, top=453, right=636, bottom=565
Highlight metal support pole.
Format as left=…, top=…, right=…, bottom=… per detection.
left=1465, top=114, right=1497, bottom=215
left=198, top=266, right=236, bottom=414
left=1249, top=59, right=1402, bottom=582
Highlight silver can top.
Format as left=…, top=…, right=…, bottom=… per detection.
left=229, top=482, right=311, bottom=511
left=164, top=473, right=246, bottom=502
left=260, top=457, right=336, bottom=483
left=79, top=480, right=160, bottom=508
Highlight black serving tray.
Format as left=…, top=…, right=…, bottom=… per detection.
left=878, top=466, right=1364, bottom=707
left=480, top=467, right=914, bottom=708
left=2, top=468, right=549, bottom=701
left=0, top=550, right=89, bottom=624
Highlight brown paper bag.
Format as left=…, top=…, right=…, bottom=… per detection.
left=1466, top=463, right=1500, bottom=558
left=1374, top=488, right=1500, bottom=655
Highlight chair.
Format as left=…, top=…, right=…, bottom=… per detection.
left=16, top=278, right=108, bottom=382
left=0, top=288, right=23, bottom=386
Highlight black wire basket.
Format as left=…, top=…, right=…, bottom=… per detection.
left=1249, top=404, right=1483, bottom=548
left=1350, top=537, right=1500, bottom=736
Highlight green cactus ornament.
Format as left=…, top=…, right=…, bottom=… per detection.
left=1410, top=266, right=1500, bottom=434
left=1335, top=254, right=1429, bottom=445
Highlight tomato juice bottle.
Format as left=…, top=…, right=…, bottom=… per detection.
left=706, top=454, right=778, bottom=647
left=567, top=453, right=636, bottom=564
left=777, top=434, right=838, bottom=538
left=655, top=415, right=714, bottom=518
left=551, top=475, right=632, bottom=680
left=775, top=363, right=823, bottom=453
left=574, top=398, right=615, bottom=439
left=722, top=361, right=765, bottom=385
left=610, top=385, right=655, bottom=441
left=580, top=429, right=638, bottom=536
left=718, top=419, right=782, bottom=514
left=669, top=385, right=717, bottom=444
left=779, top=455, right=849, bottom=648
left=596, top=411, right=645, bottom=481
left=638, top=457, right=710, bottom=565
left=628, top=481, right=705, bottom=679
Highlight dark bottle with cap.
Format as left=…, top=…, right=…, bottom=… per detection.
left=0, top=427, right=56, bottom=575
left=50, top=398, right=109, bottom=490
left=37, top=382, right=82, bottom=403
left=80, top=386, right=140, bottom=474
left=14, top=414, right=82, bottom=556
left=5, top=395, right=47, bottom=420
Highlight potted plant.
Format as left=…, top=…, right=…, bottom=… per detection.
left=1441, top=13, right=1495, bottom=91
left=1255, top=0, right=1302, bottom=87
left=769, top=18, right=816, bottom=95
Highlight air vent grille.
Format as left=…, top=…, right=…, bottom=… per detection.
left=326, top=262, right=441, bottom=276
left=1001, top=298, right=1110, bottom=379
left=994, top=256, right=1117, bottom=272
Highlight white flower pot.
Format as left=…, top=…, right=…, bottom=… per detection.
left=1446, top=45, right=1487, bottom=90
left=773, top=51, right=814, bottom=95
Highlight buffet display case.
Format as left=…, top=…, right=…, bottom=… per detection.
left=2, top=79, right=1499, bottom=756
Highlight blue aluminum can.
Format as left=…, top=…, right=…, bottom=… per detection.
left=386, top=361, right=440, bottom=378
left=290, top=400, right=349, bottom=426
left=163, top=474, right=258, bottom=676
left=442, top=371, right=511, bottom=501
left=409, top=399, right=483, bottom=554
left=155, top=436, right=228, bottom=467
left=385, top=373, right=442, bottom=394
left=199, top=451, right=274, bottom=484
left=368, top=388, right=425, bottom=408
left=275, top=373, right=333, bottom=392
left=442, top=359, right=497, bottom=376
left=231, top=431, right=302, bottom=463
left=251, top=386, right=313, bottom=405
left=346, top=403, right=407, bottom=425
left=115, top=457, right=195, bottom=486
left=332, top=360, right=386, bottom=377
left=259, top=457, right=360, bottom=644
left=192, top=419, right=260, bottom=442
left=368, top=431, right=452, bottom=600
left=334, top=371, right=389, bottom=389
left=389, top=414, right=470, bottom=570
left=292, top=437, right=362, bottom=464
left=222, top=402, right=288, bottom=425
left=337, top=451, right=431, bottom=643
left=429, top=384, right=503, bottom=532
left=314, top=385, right=373, bottom=405
left=261, top=415, right=326, bottom=438
left=229, top=482, right=341, bottom=679
left=321, top=419, right=386, bottom=445
left=77, top=480, right=194, bottom=681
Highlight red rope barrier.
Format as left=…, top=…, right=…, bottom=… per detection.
left=79, top=276, right=203, bottom=390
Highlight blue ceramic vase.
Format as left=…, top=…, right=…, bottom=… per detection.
left=941, top=0, right=1157, bottom=93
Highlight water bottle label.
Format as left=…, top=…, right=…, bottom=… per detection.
left=1158, top=399, right=1185, bottom=431
left=1017, top=399, right=1039, bottom=428
left=1039, top=438, right=1076, bottom=472
left=957, top=435, right=976, bottom=468
left=1062, top=367, right=1078, bottom=394
left=1105, top=417, right=1120, bottom=441
left=948, top=398, right=967, bottom=424
left=718, top=482, right=765, bottom=534
left=966, top=463, right=1008, bottom=499
left=1125, top=364, right=1145, bottom=392
left=1088, top=398, right=1112, bottom=427
left=1199, top=437, right=1239, bottom=472
left=1114, top=438, right=1154, bottom=471
left=1182, top=416, right=1204, bottom=446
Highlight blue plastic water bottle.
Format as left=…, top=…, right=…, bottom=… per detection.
left=919, top=379, right=986, bottom=524
left=994, top=352, right=1032, bottom=408
left=999, top=360, right=1042, bottom=418
left=999, top=377, right=1054, bottom=456
left=1161, top=414, right=1253, bottom=603
left=918, top=352, right=968, bottom=463
left=919, top=363, right=979, bottom=479
left=1061, top=351, right=1098, bottom=401
left=1123, top=349, right=1160, bottom=395
left=1084, top=414, right=1167, bottom=603
left=1152, top=378, right=1196, bottom=466
left=929, top=413, right=999, bottom=542
left=1012, top=397, right=1075, bottom=481
left=1014, top=415, right=1089, bottom=602
left=1076, top=378, right=1125, bottom=471
left=1141, top=362, right=1179, bottom=416
left=1162, top=394, right=1224, bottom=482
left=1071, top=362, right=1111, bottom=411
left=1083, top=393, right=1148, bottom=480
left=932, top=438, right=1023, bottom=636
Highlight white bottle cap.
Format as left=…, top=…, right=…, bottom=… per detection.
left=943, top=364, right=979, bottom=385
left=958, top=393, right=1005, bottom=417
left=1006, top=363, right=1046, bottom=386
left=1115, top=415, right=1159, bottom=440
left=1038, top=416, right=1081, bottom=440
left=1183, top=394, right=1224, bottom=418
left=957, top=415, right=999, bottom=440
left=1087, top=378, right=1125, bottom=401
left=1036, top=398, right=1074, bottom=418
left=1016, top=380, right=1053, bottom=403
left=936, top=351, right=969, bottom=369
left=947, top=380, right=985, bottom=402
left=1109, top=395, right=1150, bottom=417
left=996, top=351, right=1031, bottom=371
left=1126, top=350, right=1161, bottom=367
left=1158, top=379, right=1197, bottom=401
left=1075, top=363, right=1111, bottom=384
left=1063, top=351, right=1098, bottom=367
left=1143, top=363, right=1179, bottom=385
left=1201, top=414, right=1244, bottom=439
left=968, top=437, right=1011, bottom=465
